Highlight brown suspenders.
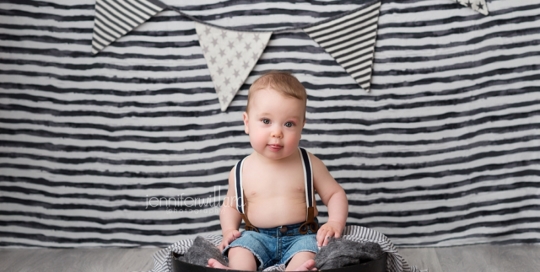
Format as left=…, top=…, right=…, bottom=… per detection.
left=234, top=147, right=319, bottom=234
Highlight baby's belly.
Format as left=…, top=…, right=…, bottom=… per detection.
left=246, top=198, right=317, bottom=228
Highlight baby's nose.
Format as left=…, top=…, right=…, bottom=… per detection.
left=271, top=128, right=283, bottom=138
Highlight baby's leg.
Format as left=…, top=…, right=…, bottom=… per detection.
left=229, top=247, right=258, bottom=270
left=285, top=251, right=316, bottom=271
left=208, top=247, right=257, bottom=271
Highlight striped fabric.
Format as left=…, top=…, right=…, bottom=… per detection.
left=1, top=0, right=540, bottom=248
left=304, top=1, right=381, bottom=91
left=149, top=226, right=419, bottom=272
left=92, top=0, right=165, bottom=54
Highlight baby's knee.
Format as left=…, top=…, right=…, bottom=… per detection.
left=227, top=247, right=259, bottom=270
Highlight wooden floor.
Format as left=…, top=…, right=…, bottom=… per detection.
left=1, top=244, right=539, bottom=272
left=400, top=244, right=540, bottom=272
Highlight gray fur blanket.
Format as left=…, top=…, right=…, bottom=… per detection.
left=149, top=225, right=419, bottom=272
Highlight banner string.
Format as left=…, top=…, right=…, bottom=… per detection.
left=159, top=0, right=382, bottom=34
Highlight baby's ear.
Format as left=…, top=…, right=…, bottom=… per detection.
left=242, top=112, right=249, bottom=134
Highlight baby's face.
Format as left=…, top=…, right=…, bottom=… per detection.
left=243, top=87, right=305, bottom=161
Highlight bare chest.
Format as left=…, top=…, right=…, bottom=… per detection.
left=241, top=164, right=307, bottom=201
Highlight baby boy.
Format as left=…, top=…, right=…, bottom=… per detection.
left=208, top=71, right=348, bottom=271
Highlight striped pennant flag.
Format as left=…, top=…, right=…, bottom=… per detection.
left=303, top=1, right=381, bottom=92
left=91, top=0, right=166, bottom=55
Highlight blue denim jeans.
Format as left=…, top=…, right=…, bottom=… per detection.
left=224, top=221, right=319, bottom=269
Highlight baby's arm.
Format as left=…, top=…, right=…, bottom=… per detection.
left=218, top=168, right=243, bottom=251
left=311, top=153, right=348, bottom=247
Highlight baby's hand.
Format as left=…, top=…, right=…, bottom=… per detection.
left=219, top=229, right=241, bottom=251
left=316, top=221, right=344, bottom=247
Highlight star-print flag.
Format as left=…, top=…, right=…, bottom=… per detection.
left=303, top=1, right=381, bottom=92
left=455, top=0, right=489, bottom=15
left=195, top=22, right=272, bottom=111
left=91, top=0, right=166, bottom=55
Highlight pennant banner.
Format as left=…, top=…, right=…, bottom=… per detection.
left=303, top=1, right=381, bottom=92
left=195, top=23, right=272, bottom=111
left=89, top=0, right=489, bottom=108
left=91, top=0, right=166, bottom=55
left=455, top=0, right=489, bottom=15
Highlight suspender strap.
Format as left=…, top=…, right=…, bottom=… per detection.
left=234, top=148, right=318, bottom=234
left=299, top=147, right=314, bottom=209
left=234, top=159, right=245, bottom=214
left=241, top=214, right=258, bottom=232
left=234, top=158, right=259, bottom=232
left=298, top=147, right=319, bottom=234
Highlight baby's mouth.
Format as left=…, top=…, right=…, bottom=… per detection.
left=267, top=144, right=283, bottom=150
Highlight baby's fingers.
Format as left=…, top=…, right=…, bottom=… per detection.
left=231, top=230, right=241, bottom=239
left=317, top=229, right=335, bottom=247
left=220, top=239, right=232, bottom=251
left=218, top=240, right=228, bottom=251
left=218, top=238, right=230, bottom=251
left=316, top=229, right=326, bottom=246
left=322, top=231, right=335, bottom=246
left=219, top=231, right=241, bottom=251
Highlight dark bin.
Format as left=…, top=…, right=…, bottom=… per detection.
left=171, top=251, right=387, bottom=272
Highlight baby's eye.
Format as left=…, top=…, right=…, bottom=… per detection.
left=284, top=122, right=294, bottom=128
left=261, top=118, right=270, bottom=124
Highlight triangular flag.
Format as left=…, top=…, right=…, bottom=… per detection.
left=455, top=0, right=489, bottom=16
left=91, top=0, right=166, bottom=55
left=304, top=1, right=381, bottom=92
left=195, top=23, right=272, bottom=111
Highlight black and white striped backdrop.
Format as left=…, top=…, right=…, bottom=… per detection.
left=1, top=0, right=539, bottom=248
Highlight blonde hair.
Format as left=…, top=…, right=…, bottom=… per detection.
left=246, top=71, right=307, bottom=113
